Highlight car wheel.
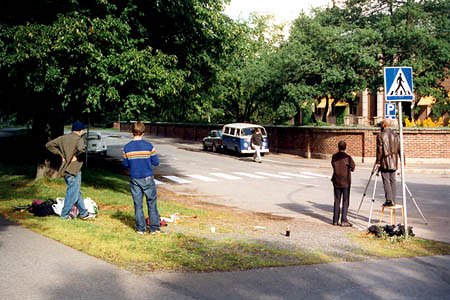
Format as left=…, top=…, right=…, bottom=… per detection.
left=102, top=150, right=107, bottom=157
left=212, top=144, right=217, bottom=153
left=202, top=142, right=207, bottom=151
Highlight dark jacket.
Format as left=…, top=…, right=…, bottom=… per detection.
left=376, top=128, right=400, bottom=171
left=331, top=151, right=355, bottom=188
left=251, top=132, right=263, bottom=147
left=46, top=132, right=86, bottom=176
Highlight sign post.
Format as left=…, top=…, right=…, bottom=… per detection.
left=384, top=67, right=414, bottom=237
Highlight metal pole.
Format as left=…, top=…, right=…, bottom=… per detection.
left=397, top=102, right=408, bottom=237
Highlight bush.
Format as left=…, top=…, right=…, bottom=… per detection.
left=405, top=117, right=446, bottom=127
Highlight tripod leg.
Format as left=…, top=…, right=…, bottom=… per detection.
left=405, top=183, right=428, bottom=224
left=357, top=168, right=376, bottom=214
left=368, top=173, right=379, bottom=227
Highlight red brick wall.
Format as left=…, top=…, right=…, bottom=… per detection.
left=119, top=122, right=450, bottom=160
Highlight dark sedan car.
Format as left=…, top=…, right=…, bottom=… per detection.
left=202, top=130, right=222, bottom=152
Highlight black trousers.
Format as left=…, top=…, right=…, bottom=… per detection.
left=333, top=186, right=350, bottom=224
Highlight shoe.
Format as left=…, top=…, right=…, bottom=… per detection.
left=341, top=222, right=353, bottom=227
left=150, top=230, right=161, bottom=235
left=136, top=231, right=145, bottom=235
left=332, top=222, right=338, bottom=226
left=81, top=213, right=96, bottom=220
left=382, top=201, right=395, bottom=207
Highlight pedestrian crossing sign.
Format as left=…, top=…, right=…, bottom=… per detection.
left=384, top=67, right=414, bottom=101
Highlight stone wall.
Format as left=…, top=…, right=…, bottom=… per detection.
left=119, top=122, right=450, bottom=162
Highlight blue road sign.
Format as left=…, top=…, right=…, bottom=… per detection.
left=385, top=102, right=396, bottom=120
left=384, top=67, right=414, bottom=101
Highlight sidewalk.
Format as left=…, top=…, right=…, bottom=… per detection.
left=1, top=217, right=449, bottom=300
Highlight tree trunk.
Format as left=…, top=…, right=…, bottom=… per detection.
left=321, top=95, right=330, bottom=123
left=33, top=100, right=65, bottom=180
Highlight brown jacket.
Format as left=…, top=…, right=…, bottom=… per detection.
left=46, top=132, right=86, bottom=176
left=376, top=128, right=400, bottom=171
left=331, top=151, right=355, bottom=188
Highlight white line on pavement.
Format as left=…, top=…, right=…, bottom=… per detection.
left=232, top=172, right=267, bottom=179
left=162, top=176, right=192, bottom=184
left=210, top=173, right=242, bottom=180
left=255, top=172, right=291, bottom=179
left=300, top=171, right=331, bottom=179
left=278, top=172, right=314, bottom=178
left=186, top=175, right=218, bottom=182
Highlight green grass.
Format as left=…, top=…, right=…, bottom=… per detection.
left=1, top=162, right=449, bottom=273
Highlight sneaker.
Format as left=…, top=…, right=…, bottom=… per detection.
left=136, top=231, right=145, bottom=235
left=150, top=230, right=161, bottom=235
left=81, top=213, right=96, bottom=220
left=332, top=222, right=339, bottom=226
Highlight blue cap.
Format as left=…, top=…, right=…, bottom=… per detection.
left=71, top=121, right=86, bottom=131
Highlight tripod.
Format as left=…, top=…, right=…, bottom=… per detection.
left=357, top=163, right=428, bottom=227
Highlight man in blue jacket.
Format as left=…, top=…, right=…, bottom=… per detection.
left=122, top=122, right=161, bottom=234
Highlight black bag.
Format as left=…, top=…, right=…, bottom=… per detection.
left=29, top=199, right=56, bottom=217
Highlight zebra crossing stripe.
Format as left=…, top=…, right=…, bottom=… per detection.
left=255, top=172, right=291, bottom=179
left=186, top=174, right=218, bottom=182
left=162, top=176, right=192, bottom=184
left=278, top=172, right=314, bottom=178
left=232, top=172, right=267, bottom=179
left=300, top=171, right=331, bottom=179
left=210, top=172, right=242, bottom=180
left=154, top=179, right=165, bottom=185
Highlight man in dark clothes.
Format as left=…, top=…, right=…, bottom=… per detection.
left=251, top=128, right=263, bottom=163
left=376, top=119, right=402, bottom=207
left=331, top=140, right=355, bottom=227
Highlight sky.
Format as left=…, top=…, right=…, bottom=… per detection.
left=224, top=0, right=332, bottom=24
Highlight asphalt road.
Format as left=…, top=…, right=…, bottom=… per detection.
left=100, top=130, right=450, bottom=243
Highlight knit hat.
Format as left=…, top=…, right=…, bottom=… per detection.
left=71, top=121, right=86, bottom=131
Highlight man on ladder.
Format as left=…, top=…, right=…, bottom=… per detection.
left=376, top=119, right=402, bottom=207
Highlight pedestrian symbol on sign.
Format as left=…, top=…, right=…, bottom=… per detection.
left=388, top=69, right=412, bottom=96
left=384, top=67, right=414, bottom=102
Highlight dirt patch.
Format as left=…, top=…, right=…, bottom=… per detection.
left=158, top=186, right=366, bottom=260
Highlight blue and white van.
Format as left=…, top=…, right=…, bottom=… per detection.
left=221, top=123, right=269, bottom=155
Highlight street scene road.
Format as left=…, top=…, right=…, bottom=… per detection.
left=101, top=130, right=450, bottom=243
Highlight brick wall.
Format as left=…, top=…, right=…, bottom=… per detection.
left=118, top=122, right=450, bottom=161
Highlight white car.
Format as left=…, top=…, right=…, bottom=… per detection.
left=86, top=131, right=107, bottom=156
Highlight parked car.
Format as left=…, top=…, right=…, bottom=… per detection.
left=221, top=123, right=269, bottom=155
left=202, top=129, right=223, bottom=152
left=86, top=131, right=107, bottom=156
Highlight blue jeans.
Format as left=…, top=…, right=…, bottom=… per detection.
left=130, top=176, right=160, bottom=232
left=62, top=172, right=88, bottom=219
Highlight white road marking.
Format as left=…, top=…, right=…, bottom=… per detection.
left=162, top=176, right=192, bottom=184
left=186, top=174, right=218, bottom=182
left=232, top=172, right=267, bottom=179
left=300, top=171, right=331, bottom=179
left=210, top=173, right=242, bottom=180
left=255, top=172, right=291, bottom=179
left=278, top=172, right=314, bottom=179
left=154, top=179, right=165, bottom=185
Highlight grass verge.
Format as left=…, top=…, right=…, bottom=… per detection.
left=1, top=162, right=449, bottom=273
